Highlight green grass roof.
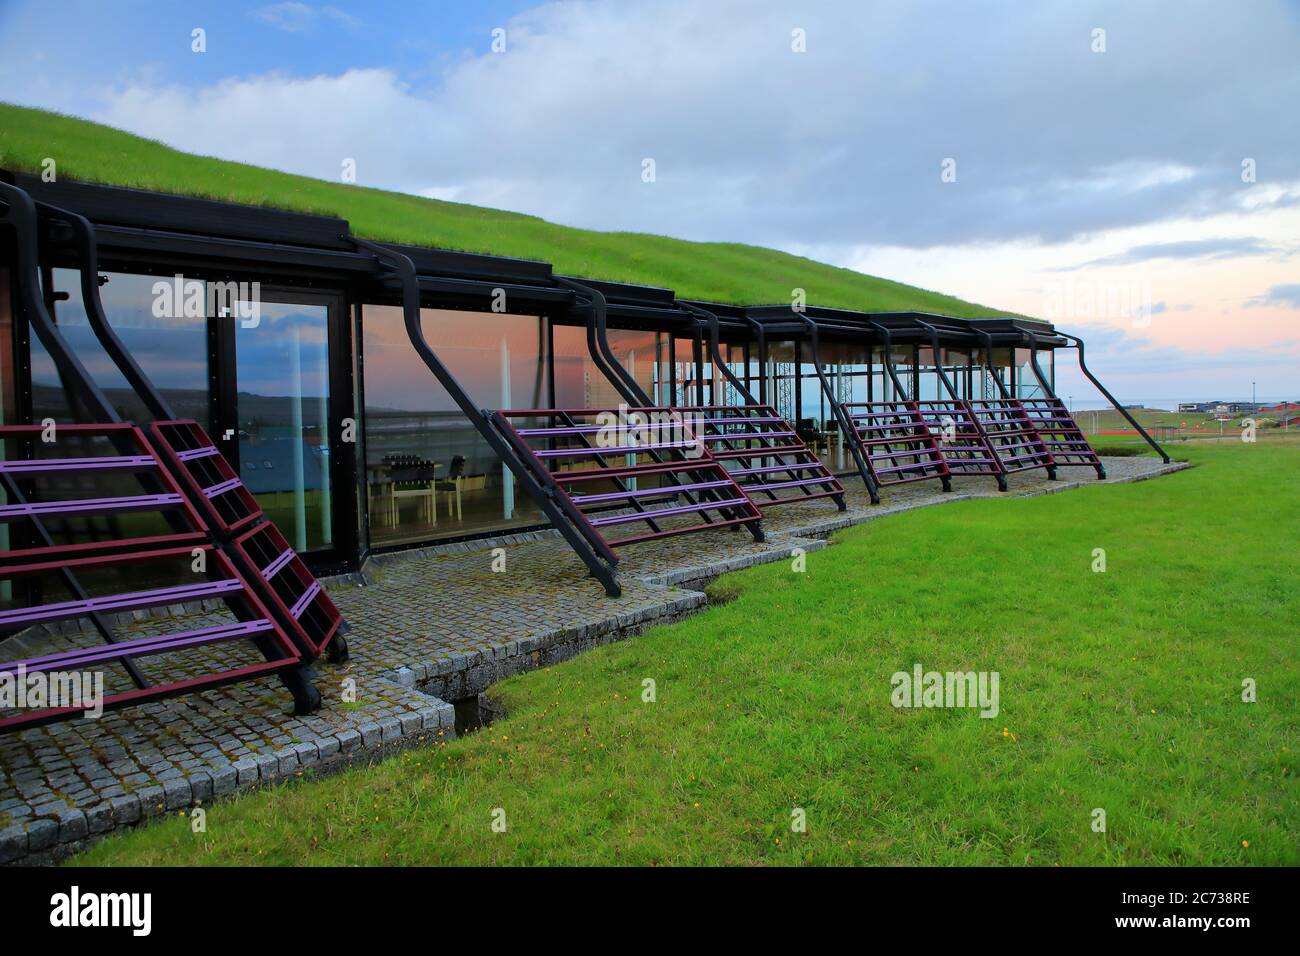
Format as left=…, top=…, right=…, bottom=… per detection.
left=1, top=101, right=1009, bottom=316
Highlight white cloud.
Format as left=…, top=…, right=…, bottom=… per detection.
left=12, top=0, right=1300, bottom=397
left=253, top=3, right=360, bottom=33
left=86, top=0, right=1300, bottom=252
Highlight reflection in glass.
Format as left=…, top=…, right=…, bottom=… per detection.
left=234, top=300, right=333, bottom=552
left=1014, top=346, right=1049, bottom=398
left=361, top=306, right=547, bottom=547
left=38, top=270, right=210, bottom=427
left=552, top=326, right=660, bottom=408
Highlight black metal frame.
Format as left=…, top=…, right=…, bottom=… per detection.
left=2, top=172, right=1170, bottom=577
left=555, top=277, right=766, bottom=539
left=346, top=236, right=627, bottom=596
left=39, top=195, right=349, bottom=664
left=204, top=284, right=356, bottom=568
left=680, top=303, right=847, bottom=511
left=965, top=324, right=1058, bottom=481
left=865, top=320, right=952, bottom=492
left=797, top=314, right=881, bottom=502
left=971, top=326, right=1014, bottom=401
left=46, top=193, right=349, bottom=651
left=0, top=181, right=325, bottom=715
left=914, top=318, right=1010, bottom=492
left=869, top=321, right=914, bottom=402
left=1026, top=328, right=1171, bottom=464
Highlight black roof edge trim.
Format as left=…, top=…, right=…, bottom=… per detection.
left=5, top=171, right=1060, bottom=336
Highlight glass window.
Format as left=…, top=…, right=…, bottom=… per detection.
left=37, top=270, right=211, bottom=428
left=976, top=347, right=1014, bottom=398
left=1014, top=346, right=1049, bottom=398
left=361, top=305, right=547, bottom=547
left=672, top=334, right=701, bottom=405
left=765, top=341, right=797, bottom=421
left=916, top=346, right=942, bottom=401
left=233, top=297, right=334, bottom=553
left=945, top=348, right=973, bottom=399
left=552, top=325, right=658, bottom=408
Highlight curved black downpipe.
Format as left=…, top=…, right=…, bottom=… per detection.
left=1052, top=330, right=1171, bottom=463
left=553, top=277, right=653, bottom=407
left=37, top=201, right=177, bottom=421
left=799, top=315, right=880, bottom=502
left=679, top=302, right=757, bottom=405
left=971, top=327, right=1013, bottom=400
left=868, top=321, right=911, bottom=400
left=914, top=318, right=961, bottom=401
left=348, top=237, right=624, bottom=589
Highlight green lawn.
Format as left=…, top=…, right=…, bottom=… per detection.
left=1072, top=406, right=1295, bottom=437
left=76, top=442, right=1298, bottom=866
left=0, top=102, right=1005, bottom=315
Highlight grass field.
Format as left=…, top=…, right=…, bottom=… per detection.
left=1073, top=406, right=1298, bottom=437
left=0, top=102, right=1004, bottom=316
left=75, top=441, right=1299, bottom=866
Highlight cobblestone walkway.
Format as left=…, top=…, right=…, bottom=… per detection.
left=0, top=455, right=1188, bottom=862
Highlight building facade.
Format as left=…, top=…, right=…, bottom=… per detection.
left=1, top=173, right=1078, bottom=575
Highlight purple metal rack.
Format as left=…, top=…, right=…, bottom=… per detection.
left=494, top=406, right=764, bottom=556
left=0, top=545, right=303, bottom=732
left=232, top=521, right=343, bottom=658
left=148, top=419, right=346, bottom=660
left=841, top=400, right=953, bottom=491
left=0, top=181, right=328, bottom=727
left=965, top=399, right=1056, bottom=478
left=668, top=404, right=847, bottom=508
left=913, top=399, right=1008, bottom=488
left=1017, top=398, right=1105, bottom=479
left=0, top=423, right=207, bottom=568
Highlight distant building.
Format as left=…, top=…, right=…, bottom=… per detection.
left=1258, top=402, right=1299, bottom=416
left=1178, top=401, right=1265, bottom=415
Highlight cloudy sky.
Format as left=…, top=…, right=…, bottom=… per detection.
left=2, top=0, right=1297, bottom=404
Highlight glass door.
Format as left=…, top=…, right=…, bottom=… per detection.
left=217, top=289, right=348, bottom=563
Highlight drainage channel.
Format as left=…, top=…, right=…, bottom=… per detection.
left=451, top=693, right=505, bottom=735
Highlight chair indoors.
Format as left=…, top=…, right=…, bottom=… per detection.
left=434, top=455, right=467, bottom=523
left=385, top=454, right=439, bottom=526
